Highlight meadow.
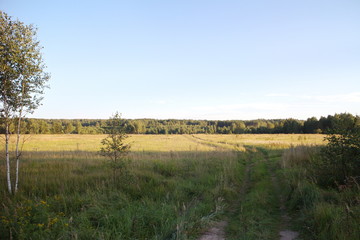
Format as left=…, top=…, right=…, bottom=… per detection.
left=1, top=133, right=326, bottom=152
left=1, top=134, right=358, bottom=239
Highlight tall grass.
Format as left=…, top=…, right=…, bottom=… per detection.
left=281, top=146, right=360, bottom=239
left=0, top=149, right=244, bottom=239
left=0, top=134, right=331, bottom=239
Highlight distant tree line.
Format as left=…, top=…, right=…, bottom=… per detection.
left=0, top=113, right=359, bottom=135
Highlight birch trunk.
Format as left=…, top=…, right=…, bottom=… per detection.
left=5, top=117, right=12, bottom=194
left=3, top=85, right=13, bottom=194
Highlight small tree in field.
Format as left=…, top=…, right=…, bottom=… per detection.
left=100, top=112, right=131, bottom=181
left=1, top=11, right=50, bottom=194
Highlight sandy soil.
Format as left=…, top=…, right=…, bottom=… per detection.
left=280, top=230, right=299, bottom=240
left=198, top=221, right=227, bottom=240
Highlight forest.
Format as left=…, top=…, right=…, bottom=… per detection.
left=1, top=112, right=358, bottom=135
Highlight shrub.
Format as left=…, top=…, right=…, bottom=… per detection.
left=321, top=129, right=360, bottom=186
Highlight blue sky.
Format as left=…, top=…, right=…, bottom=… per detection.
left=2, top=0, right=360, bottom=120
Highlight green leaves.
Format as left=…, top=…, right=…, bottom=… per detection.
left=322, top=129, right=360, bottom=185
left=0, top=10, right=50, bottom=117
left=99, top=113, right=131, bottom=176
left=1, top=11, right=50, bottom=194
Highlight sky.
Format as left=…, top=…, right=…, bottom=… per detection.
left=2, top=0, right=360, bottom=120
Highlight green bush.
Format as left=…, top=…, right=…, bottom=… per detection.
left=321, top=129, right=360, bottom=186
left=281, top=129, right=360, bottom=239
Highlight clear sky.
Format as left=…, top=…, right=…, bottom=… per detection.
left=2, top=0, right=360, bottom=120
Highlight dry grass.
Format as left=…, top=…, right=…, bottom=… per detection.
left=0, top=134, right=326, bottom=153
left=0, top=134, right=218, bottom=152
left=195, top=134, right=326, bottom=149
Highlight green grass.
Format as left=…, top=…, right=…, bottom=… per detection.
left=282, top=146, right=360, bottom=240
left=0, top=138, right=244, bottom=239
left=0, top=134, right=329, bottom=239
left=226, top=148, right=283, bottom=240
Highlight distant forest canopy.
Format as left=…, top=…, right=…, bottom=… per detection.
left=0, top=113, right=359, bottom=135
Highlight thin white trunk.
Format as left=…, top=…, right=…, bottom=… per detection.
left=14, top=150, right=20, bottom=193
left=3, top=79, right=13, bottom=194
left=3, top=85, right=13, bottom=194
left=5, top=121, right=12, bottom=194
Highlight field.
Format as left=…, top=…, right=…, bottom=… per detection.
left=2, top=133, right=357, bottom=240
left=1, top=133, right=326, bottom=152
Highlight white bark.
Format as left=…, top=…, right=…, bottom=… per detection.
left=2, top=82, right=13, bottom=194
left=5, top=108, right=12, bottom=194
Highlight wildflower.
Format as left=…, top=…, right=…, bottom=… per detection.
left=48, top=217, right=58, bottom=226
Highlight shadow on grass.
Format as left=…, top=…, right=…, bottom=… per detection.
left=0, top=150, right=244, bottom=240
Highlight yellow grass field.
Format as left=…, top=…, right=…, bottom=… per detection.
left=1, top=134, right=326, bottom=152
left=194, top=134, right=326, bottom=149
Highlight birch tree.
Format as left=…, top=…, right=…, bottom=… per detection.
left=0, top=11, right=50, bottom=194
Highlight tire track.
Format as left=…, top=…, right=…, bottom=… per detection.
left=182, top=135, right=230, bottom=151
left=263, top=150, right=299, bottom=240
left=197, top=145, right=255, bottom=240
